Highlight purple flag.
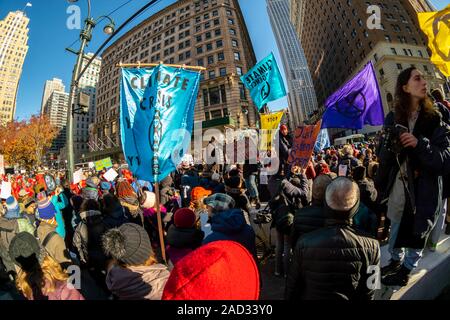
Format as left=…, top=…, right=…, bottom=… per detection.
left=321, top=61, right=384, bottom=129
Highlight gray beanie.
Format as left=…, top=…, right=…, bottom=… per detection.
left=102, top=223, right=153, bottom=266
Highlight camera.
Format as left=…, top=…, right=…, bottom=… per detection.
left=253, top=210, right=273, bottom=225
left=382, top=124, right=407, bottom=154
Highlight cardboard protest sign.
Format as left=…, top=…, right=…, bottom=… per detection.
left=73, top=169, right=84, bottom=184
left=94, top=158, right=113, bottom=171
left=104, top=168, right=119, bottom=182
left=288, top=120, right=322, bottom=169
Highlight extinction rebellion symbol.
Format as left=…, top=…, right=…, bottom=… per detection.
left=261, top=81, right=271, bottom=101
left=432, top=11, right=450, bottom=62
left=333, top=89, right=367, bottom=119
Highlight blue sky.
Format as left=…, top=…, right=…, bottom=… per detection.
left=0, top=0, right=448, bottom=121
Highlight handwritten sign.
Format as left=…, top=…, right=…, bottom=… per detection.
left=288, top=121, right=322, bottom=169
left=260, top=111, right=284, bottom=151
left=104, top=168, right=119, bottom=182
left=94, top=157, right=113, bottom=171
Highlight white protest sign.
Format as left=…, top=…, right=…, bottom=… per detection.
left=0, top=155, right=4, bottom=175
left=73, top=169, right=84, bottom=184
left=0, top=181, right=12, bottom=199
left=338, top=164, right=348, bottom=177
left=88, top=162, right=95, bottom=169
left=104, top=168, right=118, bottom=182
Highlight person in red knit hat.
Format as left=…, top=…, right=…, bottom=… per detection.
left=166, top=208, right=204, bottom=265
left=162, top=240, right=260, bottom=300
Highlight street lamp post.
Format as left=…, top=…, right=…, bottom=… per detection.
left=65, top=0, right=115, bottom=181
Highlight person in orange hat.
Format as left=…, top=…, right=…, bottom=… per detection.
left=189, top=186, right=212, bottom=212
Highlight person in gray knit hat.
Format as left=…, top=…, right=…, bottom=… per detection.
left=102, top=223, right=170, bottom=300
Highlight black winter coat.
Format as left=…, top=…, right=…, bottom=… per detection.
left=291, top=201, right=326, bottom=246
left=166, top=225, right=204, bottom=249
left=376, top=109, right=450, bottom=248
left=357, top=179, right=379, bottom=214
left=286, top=221, right=380, bottom=300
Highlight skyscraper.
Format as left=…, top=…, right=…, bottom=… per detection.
left=73, top=53, right=102, bottom=163
left=40, top=78, right=65, bottom=115
left=43, top=90, right=69, bottom=160
left=0, top=11, right=29, bottom=125
left=290, top=0, right=446, bottom=136
left=267, top=0, right=318, bottom=128
left=90, top=0, right=258, bottom=162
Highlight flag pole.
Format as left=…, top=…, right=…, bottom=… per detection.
left=152, top=97, right=167, bottom=264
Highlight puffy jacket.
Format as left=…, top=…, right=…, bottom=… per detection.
left=203, top=209, right=256, bottom=260
left=286, top=222, right=380, bottom=300
left=291, top=201, right=326, bottom=246
left=106, top=264, right=170, bottom=300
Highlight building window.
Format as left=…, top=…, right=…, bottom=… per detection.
left=198, top=58, right=204, bottom=66
left=236, top=66, right=243, bottom=76
left=209, top=70, right=216, bottom=79
left=226, top=9, right=232, bottom=16
left=239, top=83, right=247, bottom=100
left=206, top=43, right=213, bottom=51
left=185, top=50, right=191, bottom=59
left=220, top=67, right=227, bottom=76
left=220, top=85, right=226, bottom=103
left=205, top=112, right=211, bottom=120
left=234, top=52, right=240, bottom=61
left=212, top=10, right=218, bottom=16
left=205, top=31, right=212, bottom=39
left=203, top=89, right=209, bottom=106
left=217, top=52, right=224, bottom=61
left=232, top=39, right=238, bottom=47
left=208, top=55, right=214, bottom=64
left=215, top=28, right=221, bottom=36
left=214, top=19, right=220, bottom=26
left=196, top=35, right=202, bottom=42
left=228, top=18, right=234, bottom=25
left=216, top=40, right=223, bottom=48
left=209, top=87, right=221, bottom=105
left=196, top=25, right=201, bottom=32
left=197, top=47, right=203, bottom=54
left=210, top=109, right=223, bottom=119
left=196, top=16, right=201, bottom=23
left=397, top=63, right=403, bottom=70
left=205, top=22, right=211, bottom=29
left=391, top=48, right=397, bottom=55
left=229, top=28, right=236, bottom=35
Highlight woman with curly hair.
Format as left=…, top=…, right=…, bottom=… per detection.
left=9, top=232, right=84, bottom=300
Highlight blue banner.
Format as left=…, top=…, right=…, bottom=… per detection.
left=120, top=65, right=201, bottom=183
left=321, top=61, right=384, bottom=129
left=240, top=52, right=286, bottom=110
left=314, top=129, right=331, bottom=152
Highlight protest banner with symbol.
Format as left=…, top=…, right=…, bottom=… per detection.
left=259, top=111, right=284, bottom=152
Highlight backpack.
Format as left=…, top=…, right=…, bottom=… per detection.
left=268, top=193, right=294, bottom=235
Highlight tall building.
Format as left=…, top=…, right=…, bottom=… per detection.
left=40, top=78, right=65, bottom=115
left=74, top=53, right=102, bottom=163
left=43, top=90, right=69, bottom=161
left=90, top=0, right=258, bottom=162
left=0, top=11, right=29, bottom=125
left=290, top=0, right=446, bottom=137
left=267, top=0, right=318, bottom=128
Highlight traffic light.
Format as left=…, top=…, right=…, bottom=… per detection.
left=78, top=91, right=90, bottom=114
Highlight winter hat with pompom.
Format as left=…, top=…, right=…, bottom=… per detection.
left=102, top=223, right=153, bottom=266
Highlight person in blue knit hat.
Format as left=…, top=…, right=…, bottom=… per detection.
left=35, top=192, right=71, bottom=269
left=0, top=196, right=35, bottom=277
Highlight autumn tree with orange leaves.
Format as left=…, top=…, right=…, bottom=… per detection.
left=0, top=115, right=57, bottom=169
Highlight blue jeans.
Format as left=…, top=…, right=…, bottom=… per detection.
left=388, top=222, right=423, bottom=270
left=245, top=174, right=259, bottom=199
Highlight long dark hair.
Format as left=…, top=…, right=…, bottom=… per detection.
left=394, top=67, right=434, bottom=126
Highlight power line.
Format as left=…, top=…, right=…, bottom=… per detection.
left=65, top=0, right=136, bottom=50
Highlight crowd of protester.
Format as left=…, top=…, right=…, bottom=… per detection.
left=0, top=67, right=449, bottom=300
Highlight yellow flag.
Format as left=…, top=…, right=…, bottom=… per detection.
left=260, top=111, right=284, bottom=151
left=418, top=5, right=450, bottom=77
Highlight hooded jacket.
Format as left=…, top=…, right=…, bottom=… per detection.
left=103, top=204, right=128, bottom=229
left=202, top=209, right=256, bottom=259
left=106, top=264, right=170, bottom=300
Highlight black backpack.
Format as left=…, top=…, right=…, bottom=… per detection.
left=268, top=193, right=294, bottom=235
